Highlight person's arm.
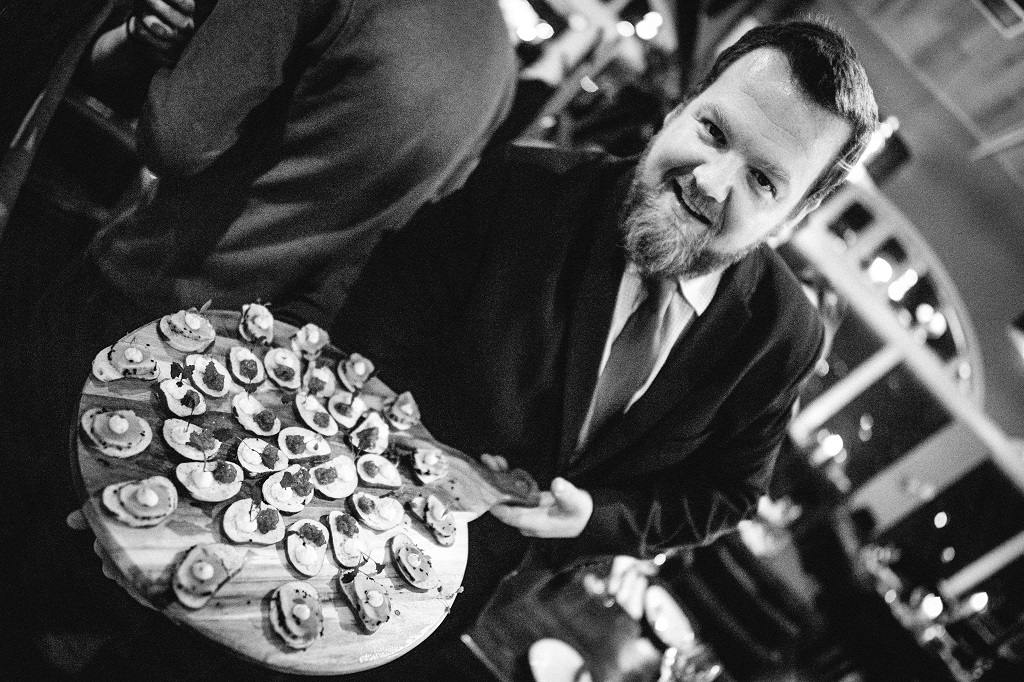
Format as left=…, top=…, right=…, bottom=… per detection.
left=134, top=0, right=305, bottom=177
left=86, top=0, right=196, bottom=114
left=327, top=154, right=512, bottom=385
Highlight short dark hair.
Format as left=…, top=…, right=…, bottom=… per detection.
left=696, top=19, right=879, bottom=212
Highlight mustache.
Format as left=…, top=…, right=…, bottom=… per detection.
left=620, top=181, right=717, bottom=278
left=674, top=174, right=721, bottom=231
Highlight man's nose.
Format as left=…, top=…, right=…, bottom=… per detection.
left=692, top=151, right=743, bottom=203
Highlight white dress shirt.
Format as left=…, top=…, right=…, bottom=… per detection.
left=576, top=263, right=724, bottom=450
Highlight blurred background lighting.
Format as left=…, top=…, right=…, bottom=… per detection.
left=888, top=268, right=919, bottom=301
left=635, top=19, right=659, bottom=40
left=568, top=13, right=588, bottom=31
left=535, top=21, right=554, bottom=40
left=643, top=11, right=663, bottom=28
left=616, top=20, right=636, bottom=38
left=927, top=311, right=948, bottom=338
left=580, top=76, right=599, bottom=93
left=822, top=433, right=845, bottom=458
left=516, top=24, right=538, bottom=43
left=915, top=302, right=935, bottom=325
left=868, top=256, right=893, bottom=282
left=941, top=546, right=955, bottom=563
left=921, top=593, right=944, bottom=619
left=859, top=116, right=901, bottom=167
left=968, top=591, right=989, bottom=612
left=934, top=511, right=948, bottom=528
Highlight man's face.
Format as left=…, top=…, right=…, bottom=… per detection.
left=624, top=48, right=852, bottom=278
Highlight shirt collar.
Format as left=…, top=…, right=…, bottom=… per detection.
left=677, top=268, right=723, bottom=316
left=624, top=262, right=724, bottom=316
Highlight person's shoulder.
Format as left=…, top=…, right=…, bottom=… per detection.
left=475, top=143, right=633, bottom=196
left=746, top=246, right=824, bottom=345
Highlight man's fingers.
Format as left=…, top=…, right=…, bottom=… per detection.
left=488, top=502, right=524, bottom=525
left=480, top=453, right=509, bottom=472
left=148, top=0, right=195, bottom=16
left=66, top=509, right=89, bottom=531
left=94, top=540, right=118, bottom=582
left=139, top=0, right=194, bottom=32
left=551, top=477, right=590, bottom=512
left=489, top=502, right=547, bottom=536
left=139, top=15, right=184, bottom=44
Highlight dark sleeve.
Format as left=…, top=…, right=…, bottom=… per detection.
left=329, top=154, right=512, bottom=387
left=136, top=0, right=307, bottom=176
left=566, top=295, right=826, bottom=558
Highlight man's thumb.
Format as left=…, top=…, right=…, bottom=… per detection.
left=551, top=477, right=583, bottom=508
left=66, top=508, right=89, bottom=531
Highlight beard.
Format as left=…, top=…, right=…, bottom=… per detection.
left=620, top=161, right=755, bottom=279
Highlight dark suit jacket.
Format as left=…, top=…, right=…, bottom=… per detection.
left=332, top=145, right=825, bottom=560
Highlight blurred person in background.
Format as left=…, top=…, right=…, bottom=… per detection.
left=9, top=0, right=515, bottom=675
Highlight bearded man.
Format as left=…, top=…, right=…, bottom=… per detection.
left=318, top=23, right=878, bottom=677
left=336, top=17, right=877, bottom=553
left=41, top=19, right=879, bottom=682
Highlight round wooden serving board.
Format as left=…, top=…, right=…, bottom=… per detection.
left=73, top=310, right=526, bottom=675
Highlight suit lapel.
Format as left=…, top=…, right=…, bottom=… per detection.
left=557, top=174, right=630, bottom=467
left=568, top=250, right=765, bottom=476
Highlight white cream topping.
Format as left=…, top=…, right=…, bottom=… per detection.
left=406, top=552, right=422, bottom=568
left=191, top=560, right=215, bottom=581
left=108, top=414, right=130, bottom=434
left=380, top=501, right=400, bottom=521
left=292, top=603, right=311, bottom=621
left=165, top=379, right=189, bottom=398
left=353, top=360, right=366, bottom=376
left=304, top=325, right=320, bottom=345
left=192, top=468, right=214, bottom=488
left=295, top=543, right=317, bottom=565
left=273, top=482, right=294, bottom=501
left=366, top=590, right=384, bottom=608
left=236, top=395, right=257, bottom=415
left=124, top=347, right=144, bottom=363
left=171, top=424, right=192, bottom=444
left=424, top=450, right=439, bottom=466
left=136, top=486, right=159, bottom=507
left=185, top=312, right=203, bottom=330
left=236, top=509, right=258, bottom=533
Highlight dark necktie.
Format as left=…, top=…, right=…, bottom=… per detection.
left=579, top=277, right=680, bottom=451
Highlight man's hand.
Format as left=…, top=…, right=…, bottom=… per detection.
left=129, top=0, right=196, bottom=64
left=481, top=454, right=593, bottom=538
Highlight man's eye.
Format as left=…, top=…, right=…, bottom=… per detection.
left=751, top=169, right=775, bottom=195
left=702, top=120, right=725, bottom=144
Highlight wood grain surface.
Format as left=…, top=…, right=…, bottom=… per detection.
left=74, top=310, right=534, bottom=675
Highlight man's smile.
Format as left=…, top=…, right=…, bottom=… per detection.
left=670, top=175, right=712, bottom=227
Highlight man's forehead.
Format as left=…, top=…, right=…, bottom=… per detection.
left=700, top=48, right=851, bottom=190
